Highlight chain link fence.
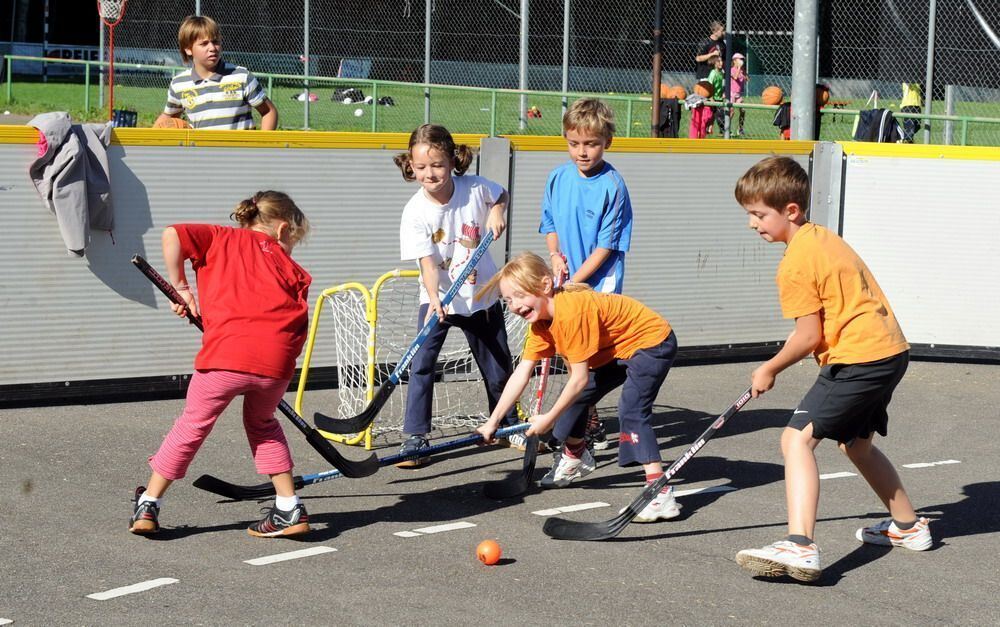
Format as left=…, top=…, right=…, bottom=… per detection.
left=78, top=0, right=1000, bottom=143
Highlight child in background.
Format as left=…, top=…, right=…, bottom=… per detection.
left=733, top=157, right=931, bottom=582
left=707, top=55, right=726, bottom=134
left=476, top=253, right=682, bottom=523
left=540, top=98, right=633, bottom=451
left=131, top=191, right=312, bottom=538
left=154, top=15, right=278, bottom=130
left=730, top=53, right=748, bottom=136
left=394, top=124, right=516, bottom=467
left=687, top=81, right=716, bottom=139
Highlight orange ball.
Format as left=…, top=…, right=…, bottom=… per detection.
left=152, top=116, right=191, bottom=129
left=668, top=85, right=688, bottom=100
left=694, top=81, right=714, bottom=99
left=761, top=85, right=784, bottom=106
left=659, top=83, right=672, bottom=99
left=476, top=539, right=502, bottom=565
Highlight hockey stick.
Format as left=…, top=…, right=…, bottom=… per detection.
left=542, top=387, right=753, bottom=541
left=482, top=271, right=563, bottom=500
left=131, top=255, right=379, bottom=479
left=192, top=422, right=531, bottom=500
left=314, top=231, right=495, bottom=435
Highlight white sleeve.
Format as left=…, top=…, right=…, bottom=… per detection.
left=399, top=201, right=435, bottom=261
left=476, top=176, right=505, bottom=207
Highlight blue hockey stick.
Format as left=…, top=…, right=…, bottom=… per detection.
left=192, top=422, right=530, bottom=500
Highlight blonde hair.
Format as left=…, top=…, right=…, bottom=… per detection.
left=734, top=156, right=810, bottom=214
left=231, top=190, right=310, bottom=244
left=563, top=98, right=616, bottom=141
left=178, top=15, right=221, bottom=64
left=478, top=252, right=592, bottom=300
left=393, top=124, right=475, bottom=182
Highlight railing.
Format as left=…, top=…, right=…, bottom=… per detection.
left=6, top=55, right=1000, bottom=145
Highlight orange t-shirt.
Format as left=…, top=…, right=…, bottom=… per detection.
left=523, top=290, right=671, bottom=368
left=777, top=222, right=909, bottom=366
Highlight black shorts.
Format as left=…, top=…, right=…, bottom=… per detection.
left=788, top=352, right=909, bottom=444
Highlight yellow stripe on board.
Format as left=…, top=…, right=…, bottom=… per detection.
left=841, top=141, right=1000, bottom=162
left=505, top=135, right=816, bottom=155
left=0, top=126, right=483, bottom=150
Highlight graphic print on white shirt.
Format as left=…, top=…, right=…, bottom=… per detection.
left=399, top=174, right=504, bottom=315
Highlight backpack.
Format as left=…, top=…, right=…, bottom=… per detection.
left=657, top=98, right=682, bottom=138
left=332, top=88, right=366, bottom=104
left=853, top=109, right=903, bottom=143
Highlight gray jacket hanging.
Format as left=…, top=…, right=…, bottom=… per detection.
left=28, top=112, right=114, bottom=257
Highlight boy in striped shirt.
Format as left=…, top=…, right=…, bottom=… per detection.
left=154, top=15, right=278, bottom=131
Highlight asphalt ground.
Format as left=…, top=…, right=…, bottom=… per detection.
left=2, top=359, right=998, bottom=625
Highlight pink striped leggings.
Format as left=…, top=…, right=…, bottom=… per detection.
left=149, top=369, right=294, bottom=480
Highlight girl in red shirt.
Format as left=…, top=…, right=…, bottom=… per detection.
left=130, top=191, right=313, bottom=538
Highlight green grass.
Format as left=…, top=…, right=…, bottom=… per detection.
left=6, top=77, right=1000, bottom=146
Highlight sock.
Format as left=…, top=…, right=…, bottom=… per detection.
left=645, top=472, right=671, bottom=495
left=275, top=495, right=301, bottom=511
left=892, top=518, right=918, bottom=531
left=786, top=534, right=814, bottom=546
left=563, top=439, right=587, bottom=459
left=138, top=493, right=161, bottom=507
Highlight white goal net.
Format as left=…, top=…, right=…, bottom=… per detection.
left=296, top=270, right=567, bottom=447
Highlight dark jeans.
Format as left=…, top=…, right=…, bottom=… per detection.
left=403, top=301, right=515, bottom=435
left=552, top=331, right=678, bottom=466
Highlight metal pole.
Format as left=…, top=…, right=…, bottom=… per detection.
left=303, top=0, right=310, bottom=129
left=195, top=1, right=201, bottom=16
left=424, top=0, right=431, bottom=123
left=650, top=0, right=662, bottom=136
left=923, top=0, right=937, bottom=144
left=561, top=0, right=569, bottom=117
left=943, top=84, right=955, bottom=145
left=519, top=0, right=529, bottom=131
left=724, top=0, right=733, bottom=138
left=98, top=15, right=104, bottom=109
left=42, top=0, right=49, bottom=83
left=790, top=0, right=818, bottom=140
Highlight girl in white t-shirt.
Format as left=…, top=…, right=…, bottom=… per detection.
left=392, top=124, right=517, bottom=466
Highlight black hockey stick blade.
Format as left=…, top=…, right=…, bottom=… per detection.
left=313, top=380, right=396, bottom=434
left=542, top=387, right=753, bottom=541
left=192, top=473, right=307, bottom=501
left=483, top=434, right=540, bottom=499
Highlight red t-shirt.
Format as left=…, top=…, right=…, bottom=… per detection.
left=174, top=224, right=312, bottom=380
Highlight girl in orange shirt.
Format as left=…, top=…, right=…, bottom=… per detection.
left=477, top=252, right=681, bottom=523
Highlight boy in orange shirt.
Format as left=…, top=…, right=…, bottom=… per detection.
left=476, top=252, right=682, bottom=523
left=733, top=156, right=931, bottom=583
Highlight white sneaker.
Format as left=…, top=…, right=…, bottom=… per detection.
left=631, top=488, right=681, bottom=523
left=856, top=517, right=932, bottom=551
left=540, top=447, right=596, bottom=488
left=736, top=540, right=822, bottom=582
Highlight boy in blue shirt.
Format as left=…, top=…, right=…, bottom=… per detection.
left=540, top=97, right=634, bottom=451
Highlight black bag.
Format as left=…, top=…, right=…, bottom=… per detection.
left=332, top=88, right=365, bottom=103
left=657, top=98, right=681, bottom=138
left=853, top=108, right=903, bottom=143
left=772, top=102, right=791, bottom=131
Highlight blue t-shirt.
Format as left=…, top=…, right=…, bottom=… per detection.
left=539, top=160, right=633, bottom=293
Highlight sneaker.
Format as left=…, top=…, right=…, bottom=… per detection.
left=540, top=447, right=596, bottom=488
left=736, top=540, right=822, bottom=582
left=395, top=434, right=430, bottom=468
left=247, top=504, right=310, bottom=538
left=129, top=486, right=159, bottom=535
left=584, top=406, right=610, bottom=451
left=631, top=488, right=682, bottom=523
left=856, top=517, right=932, bottom=551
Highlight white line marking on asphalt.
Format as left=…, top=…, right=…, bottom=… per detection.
left=393, top=521, right=477, bottom=537
left=903, top=459, right=961, bottom=469
left=244, top=546, right=337, bottom=566
left=86, top=578, right=179, bottom=600
left=820, top=471, right=858, bottom=479
left=673, top=486, right=737, bottom=498
left=532, top=502, right=610, bottom=516
left=1, top=618, right=13, bottom=625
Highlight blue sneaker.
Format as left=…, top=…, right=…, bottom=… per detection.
left=395, top=434, right=430, bottom=468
